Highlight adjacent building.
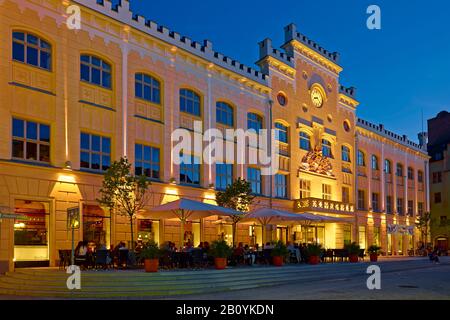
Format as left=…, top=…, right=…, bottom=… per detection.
left=428, top=111, right=450, bottom=251
left=0, top=0, right=429, bottom=272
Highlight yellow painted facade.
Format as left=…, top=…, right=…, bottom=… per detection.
left=0, top=0, right=429, bottom=272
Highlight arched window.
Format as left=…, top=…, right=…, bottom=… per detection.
left=135, top=73, right=161, bottom=104
left=371, top=155, right=379, bottom=170
left=299, top=132, right=311, bottom=151
left=396, top=163, right=404, bottom=177
left=13, top=31, right=52, bottom=70
left=216, top=102, right=234, bottom=127
left=342, top=146, right=351, bottom=162
left=275, top=122, right=288, bottom=144
left=180, top=89, right=201, bottom=116
left=247, top=112, right=263, bottom=133
left=322, top=139, right=332, bottom=158
left=80, top=54, right=111, bottom=88
left=384, top=159, right=392, bottom=174
left=357, top=150, right=365, bottom=166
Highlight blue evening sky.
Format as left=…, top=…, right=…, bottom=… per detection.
left=129, top=0, right=450, bottom=141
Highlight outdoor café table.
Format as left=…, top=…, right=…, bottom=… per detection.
left=173, top=251, right=192, bottom=268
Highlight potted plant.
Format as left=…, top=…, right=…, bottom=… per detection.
left=140, top=240, right=161, bottom=272
left=345, top=242, right=360, bottom=263
left=367, top=245, right=382, bottom=262
left=307, top=243, right=322, bottom=265
left=271, top=241, right=289, bottom=267
left=209, top=239, right=232, bottom=270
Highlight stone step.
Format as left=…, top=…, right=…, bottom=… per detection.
left=0, top=279, right=296, bottom=298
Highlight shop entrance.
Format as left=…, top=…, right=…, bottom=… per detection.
left=435, top=237, right=448, bottom=252
left=276, top=226, right=288, bottom=243
left=14, top=200, right=49, bottom=268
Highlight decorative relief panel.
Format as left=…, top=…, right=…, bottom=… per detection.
left=79, top=83, right=114, bottom=109
left=12, top=63, right=54, bottom=93
left=300, top=146, right=333, bottom=177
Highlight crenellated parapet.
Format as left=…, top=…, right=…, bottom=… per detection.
left=356, top=118, right=427, bottom=154
left=73, top=0, right=269, bottom=86
left=282, top=23, right=343, bottom=75
left=338, top=85, right=358, bottom=110
left=256, top=38, right=295, bottom=78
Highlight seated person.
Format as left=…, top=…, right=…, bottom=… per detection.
left=244, top=245, right=256, bottom=265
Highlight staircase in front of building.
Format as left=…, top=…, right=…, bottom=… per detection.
left=0, top=264, right=358, bottom=298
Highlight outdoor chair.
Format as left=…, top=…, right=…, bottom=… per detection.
left=324, top=249, right=334, bottom=263
left=191, top=249, right=207, bottom=269
left=333, top=249, right=345, bottom=262
left=94, top=250, right=109, bottom=269
left=358, top=249, right=366, bottom=261
left=58, top=250, right=70, bottom=270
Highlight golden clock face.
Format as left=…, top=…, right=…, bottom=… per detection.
left=311, top=88, right=323, bottom=108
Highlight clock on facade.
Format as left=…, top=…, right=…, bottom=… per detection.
left=310, top=87, right=324, bottom=108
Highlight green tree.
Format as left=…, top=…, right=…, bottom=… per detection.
left=97, top=157, right=151, bottom=250
left=416, top=212, right=431, bottom=245
left=215, top=178, right=255, bottom=247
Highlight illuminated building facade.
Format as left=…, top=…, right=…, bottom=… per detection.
left=0, top=0, right=429, bottom=272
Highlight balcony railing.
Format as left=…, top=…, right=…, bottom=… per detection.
left=294, top=197, right=355, bottom=214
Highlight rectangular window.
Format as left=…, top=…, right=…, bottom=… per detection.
left=418, top=171, right=423, bottom=183
left=247, top=167, right=262, bottom=195
left=215, top=163, right=233, bottom=190
left=275, top=174, right=288, bottom=199
left=408, top=200, right=414, bottom=215
left=80, top=132, right=111, bottom=171
left=408, top=167, right=414, bottom=180
left=12, top=118, right=50, bottom=163
left=342, top=187, right=350, bottom=203
left=432, top=172, right=442, bottom=184
left=299, top=179, right=311, bottom=199
left=397, top=198, right=404, bottom=215
left=358, top=226, right=366, bottom=249
left=386, top=196, right=392, bottom=214
left=358, top=190, right=365, bottom=210
left=322, top=184, right=331, bottom=200
left=343, top=225, right=352, bottom=246
left=434, top=193, right=442, bottom=204
left=180, top=154, right=201, bottom=185
left=418, top=202, right=424, bottom=216
left=135, top=144, right=160, bottom=180
left=371, top=193, right=379, bottom=212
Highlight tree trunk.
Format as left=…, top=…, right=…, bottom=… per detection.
left=130, top=216, right=134, bottom=251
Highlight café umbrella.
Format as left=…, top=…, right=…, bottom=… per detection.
left=242, top=207, right=318, bottom=244
left=137, top=198, right=243, bottom=248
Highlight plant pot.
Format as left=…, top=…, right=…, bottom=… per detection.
left=272, top=256, right=283, bottom=267
left=214, top=257, right=227, bottom=270
left=370, top=253, right=378, bottom=262
left=308, top=255, right=320, bottom=265
left=349, top=254, right=359, bottom=263
left=144, top=258, right=159, bottom=272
